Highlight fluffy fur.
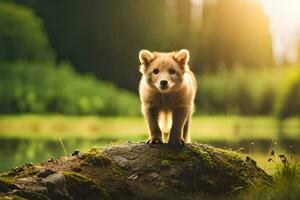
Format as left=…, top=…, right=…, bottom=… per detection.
left=138, top=49, right=197, bottom=146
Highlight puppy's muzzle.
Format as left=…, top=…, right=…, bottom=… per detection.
left=160, top=80, right=169, bottom=90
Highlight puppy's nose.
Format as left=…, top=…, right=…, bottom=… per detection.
left=160, top=80, right=168, bottom=86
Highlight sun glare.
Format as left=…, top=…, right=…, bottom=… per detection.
left=261, top=0, right=300, bottom=27
left=260, top=0, right=300, bottom=63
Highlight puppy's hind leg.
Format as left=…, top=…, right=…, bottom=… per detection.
left=158, top=111, right=172, bottom=143
left=183, top=116, right=191, bottom=143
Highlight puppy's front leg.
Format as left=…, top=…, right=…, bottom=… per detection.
left=143, top=107, right=163, bottom=144
left=168, top=107, right=189, bottom=146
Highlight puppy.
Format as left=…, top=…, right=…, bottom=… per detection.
left=138, top=49, right=197, bottom=146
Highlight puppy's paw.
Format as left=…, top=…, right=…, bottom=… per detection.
left=168, top=138, right=186, bottom=147
left=147, top=138, right=163, bottom=144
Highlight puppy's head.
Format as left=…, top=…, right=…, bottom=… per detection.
left=139, top=49, right=190, bottom=93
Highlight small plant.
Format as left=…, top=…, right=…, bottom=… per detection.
left=160, top=160, right=171, bottom=168
left=59, top=137, right=68, bottom=157
left=239, top=149, right=300, bottom=200
left=83, top=148, right=111, bottom=167
left=249, top=142, right=255, bottom=158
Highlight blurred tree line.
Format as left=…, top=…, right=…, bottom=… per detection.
left=0, top=1, right=140, bottom=115
left=10, top=0, right=273, bottom=90
left=0, top=62, right=140, bottom=115
left=196, top=65, right=300, bottom=117
left=0, top=0, right=298, bottom=117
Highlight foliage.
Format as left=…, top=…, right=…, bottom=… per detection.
left=11, top=0, right=273, bottom=91
left=239, top=157, right=300, bottom=200
left=0, top=62, right=140, bottom=115
left=275, top=66, right=300, bottom=119
left=0, top=1, right=53, bottom=61
left=0, top=62, right=298, bottom=117
left=196, top=65, right=298, bottom=116
left=270, top=163, right=300, bottom=200
left=0, top=1, right=297, bottom=117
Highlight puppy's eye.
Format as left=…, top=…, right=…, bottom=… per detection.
left=153, top=68, right=159, bottom=74
left=169, top=69, right=176, bottom=75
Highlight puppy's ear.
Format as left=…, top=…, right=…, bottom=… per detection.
left=139, top=50, right=154, bottom=65
left=174, top=49, right=190, bottom=67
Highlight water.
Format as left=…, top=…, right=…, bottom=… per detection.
left=1, top=137, right=299, bottom=172
left=0, top=138, right=114, bottom=172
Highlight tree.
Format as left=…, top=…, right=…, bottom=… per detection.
left=198, top=0, right=273, bottom=71
left=12, top=0, right=196, bottom=91
left=0, top=1, right=53, bottom=61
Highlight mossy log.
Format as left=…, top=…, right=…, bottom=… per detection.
left=0, top=143, right=272, bottom=200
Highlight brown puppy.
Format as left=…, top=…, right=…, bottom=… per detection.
left=138, top=49, right=197, bottom=146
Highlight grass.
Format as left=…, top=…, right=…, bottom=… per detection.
left=0, top=115, right=299, bottom=173
left=0, top=115, right=299, bottom=141
left=238, top=159, right=300, bottom=200
left=0, top=115, right=299, bottom=199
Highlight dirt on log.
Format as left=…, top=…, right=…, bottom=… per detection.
left=0, top=143, right=272, bottom=200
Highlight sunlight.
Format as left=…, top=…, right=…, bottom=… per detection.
left=260, top=0, right=300, bottom=63
left=261, top=0, right=300, bottom=25
left=191, top=0, right=203, bottom=5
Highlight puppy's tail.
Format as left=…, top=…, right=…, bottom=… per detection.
left=158, top=111, right=172, bottom=142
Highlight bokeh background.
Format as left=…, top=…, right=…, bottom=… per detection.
left=0, top=0, right=299, bottom=172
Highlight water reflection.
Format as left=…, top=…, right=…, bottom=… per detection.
left=0, top=138, right=115, bottom=172
left=0, top=137, right=299, bottom=172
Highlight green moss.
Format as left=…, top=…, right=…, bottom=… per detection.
left=214, top=148, right=242, bottom=160
left=200, top=147, right=248, bottom=184
left=63, top=171, right=95, bottom=185
left=190, top=146, right=214, bottom=168
left=160, top=160, right=171, bottom=168
left=111, top=166, right=123, bottom=176
left=0, top=176, right=16, bottom=192
left=83, top=148, right=111, bottom=167
left=6, top=164, right=39, bottom=178
left=11, top=195, right=26, bottom=200
left=0, top=195, right=26, bottom=200
left=63, top=171, right=110, bottom=200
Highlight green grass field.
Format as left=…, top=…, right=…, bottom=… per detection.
left=0, top=115, right=299, bottom=141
